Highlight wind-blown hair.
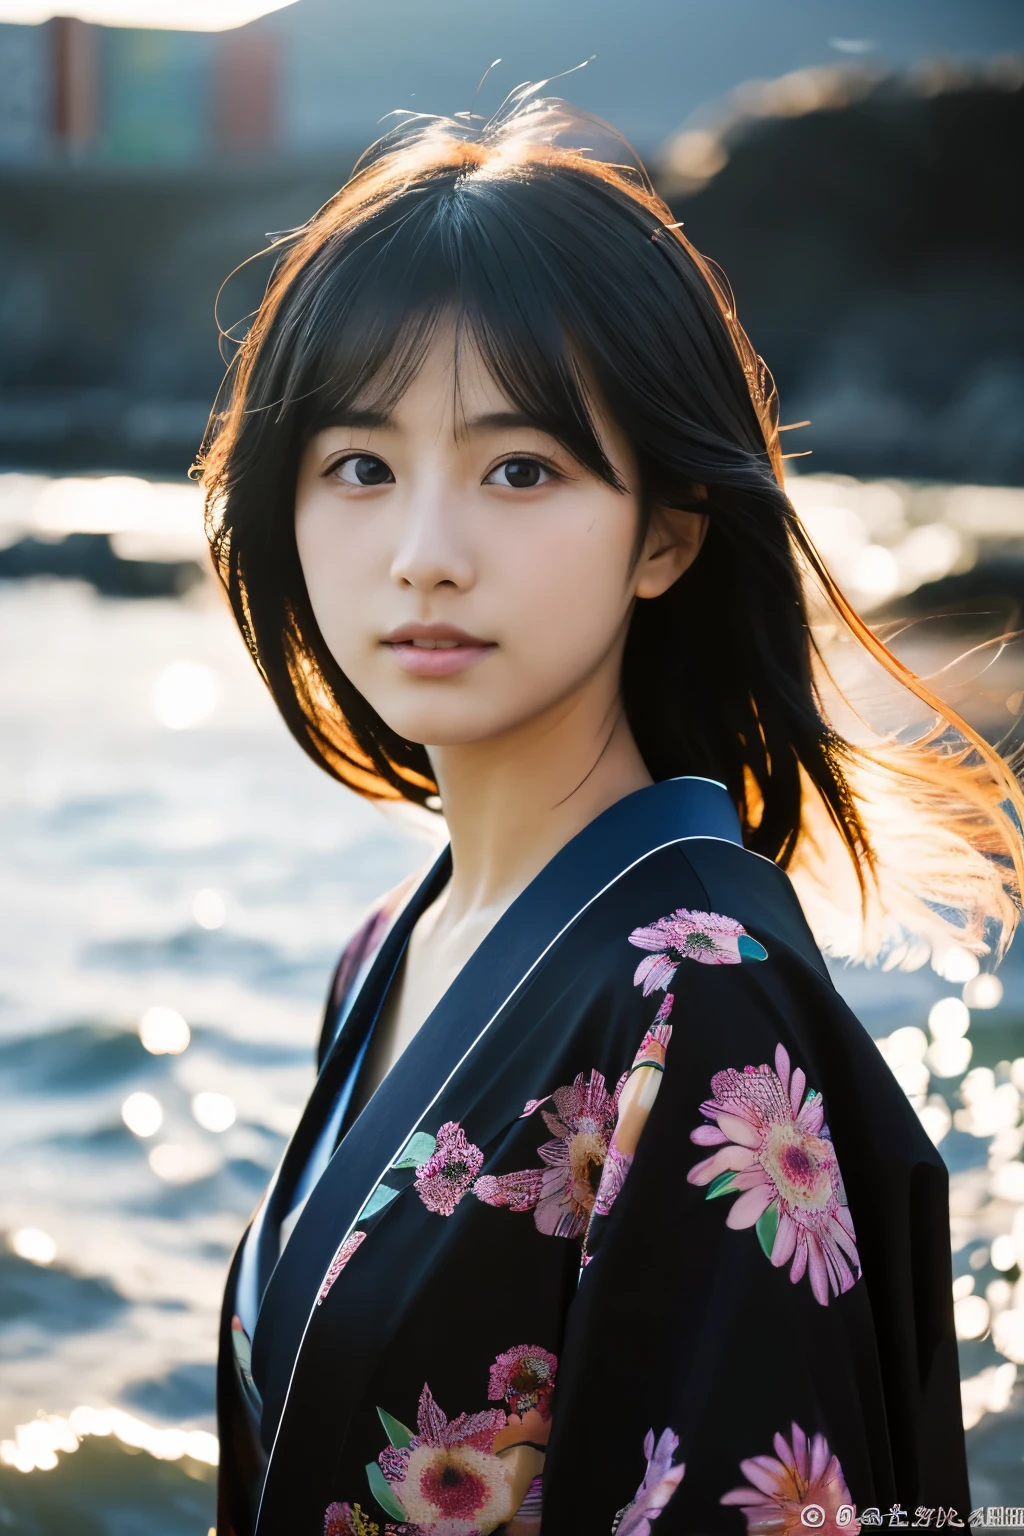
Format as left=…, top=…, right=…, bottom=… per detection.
left=198, top=87, right=1024, bottom=967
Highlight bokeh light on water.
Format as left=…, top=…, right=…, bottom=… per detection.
left=121, top=1091, right=165, bottom=1137
left=152, top=660, right=223, bottom=732
left=139, top=1005, right=192, bottom=1056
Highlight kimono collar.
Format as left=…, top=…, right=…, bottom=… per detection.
left=251, top=775, right=744, bottom=1451
left=411, top=771, right=742, bottom=933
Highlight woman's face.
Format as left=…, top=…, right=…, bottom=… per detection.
left=294, top=330, right=703, bottom=752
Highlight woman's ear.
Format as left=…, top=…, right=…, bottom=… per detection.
left=634, top=490, right=710, bottom=600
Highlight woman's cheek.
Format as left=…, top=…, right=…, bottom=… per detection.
left=506, top=536, right=632, bottom=676
left=299, top=511, right=388, bottom=667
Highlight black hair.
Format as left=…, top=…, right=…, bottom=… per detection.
left=198, top=93, right=1024, bottom=948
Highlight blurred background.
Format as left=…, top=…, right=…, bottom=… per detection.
left=1, top=0, right=1023, bottom=1530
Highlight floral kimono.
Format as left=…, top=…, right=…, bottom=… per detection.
left=216, top=777, right=970, bottom=1536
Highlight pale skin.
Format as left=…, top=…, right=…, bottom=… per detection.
left=294, top=329, right=706, bottom=1511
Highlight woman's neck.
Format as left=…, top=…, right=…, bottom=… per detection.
left=426, top=684, right=653, bottom=935
left=355, top=681, right=652, bottom=1099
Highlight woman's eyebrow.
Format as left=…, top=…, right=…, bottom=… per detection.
left=463, top=411, right=551, bottom=433
left=314, top=407, right=555, bottom=436
left=316, top=407, right=393, bottom=432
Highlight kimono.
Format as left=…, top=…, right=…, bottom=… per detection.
left=216, top=776, right=971, bottom=1536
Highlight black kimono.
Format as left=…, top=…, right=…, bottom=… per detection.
left=216, top=776, right=971, bottom=1536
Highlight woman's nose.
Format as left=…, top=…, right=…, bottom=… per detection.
left=389, top=488, right=476, bottom=593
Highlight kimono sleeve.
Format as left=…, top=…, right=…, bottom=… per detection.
left=539, top=946, right=969, bottom=1535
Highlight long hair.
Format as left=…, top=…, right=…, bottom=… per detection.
left=197, top=88, right=1024, bottom=967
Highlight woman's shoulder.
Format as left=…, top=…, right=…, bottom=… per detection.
left=570, top=831, right=829, bottom=991
left=560, top=833, right=933, bottom=1147
left=604, top=839, right=942, bottom=1174
left=516, top=835, right=833, bottom=1109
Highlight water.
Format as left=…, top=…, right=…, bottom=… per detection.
left=0, top=574, right=433, bottom=1531
left=0, top=474, right=1023, bottom=1529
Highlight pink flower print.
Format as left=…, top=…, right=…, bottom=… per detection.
left=534, top=1070, right=621, bottom=1236
left=324, top=1504, right=380, bottom=1536
left=472, top=1167, right=544, bottom=1212
left=613, top=1428, right=686, bottom=1535
left=593, top=1141, right=633, bottom=1218
left=629, top=908, right=767, bottom=993
left=474, top=1069, right=620, bottom=1239
left=318, top=1230, right=367, bottom=1305
left=719, top=1421, right=860, bottom=1534
left=414, top=1122, right=484, bottom=1217
left=487, top=1344, right=558, bottom=1419
left=378, top=1383, right=512, bottom=1535
left=687, top=1043, right=861, bottom=1306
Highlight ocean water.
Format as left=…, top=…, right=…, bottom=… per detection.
left=1, top=495, right=1023, bottom=1528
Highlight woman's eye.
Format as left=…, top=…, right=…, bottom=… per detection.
left=485, top=458, right=555, bottom=490
left=332, top=454, right=394, bottom=487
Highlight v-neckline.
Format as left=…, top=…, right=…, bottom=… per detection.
left=253, top=847, right=452, bottom=1298
left=249, top=777, right=751, bottom=1466
left=339, top=880, right=450, bottom=1132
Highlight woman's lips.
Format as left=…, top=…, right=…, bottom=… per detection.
left=382, top=632, right=497, bottom=677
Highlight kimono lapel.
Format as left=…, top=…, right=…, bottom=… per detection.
left=250, top=776, right=745, bottom=1475
left=251, top=856, right=450, bottom=1303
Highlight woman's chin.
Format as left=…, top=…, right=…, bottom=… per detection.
left=377, top=706, right=521, bottom=752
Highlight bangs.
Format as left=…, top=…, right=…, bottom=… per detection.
left=270, top=180, right=626, bottom=491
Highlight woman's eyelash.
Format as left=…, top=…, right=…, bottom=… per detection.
left=323, top=453, right=394, bottom=485
left=486, top=455, right=564, bottom=484
left=324, top=452, right=382, bottom=471
left=322, top=452, right=565, bottom=482
left=323, top=454, right=352, bottom=478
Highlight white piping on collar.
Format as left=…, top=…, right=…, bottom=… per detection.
left=678, top=830, right=780, bottom=869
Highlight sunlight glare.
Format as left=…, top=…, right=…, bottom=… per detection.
left=148, top=1142, right=216, bottom=1182
left=932, top=946, right=980, bottom=984
left=0, top=1, right=297, bottom=30
left=0, top=1407, right=219, bottom=1475
left=192, top=1090, right=236, bottom=1132
left=925, top=1036, right=973, bottom=1079
left=10, top=1226, right=57, bottom=1264
left=122, top=1091, right=163, bottom=1137
left=917, top=1094, right=951, bottom=1146
left=992, top=1308, right=1024, bottom=1365
left=990, top=1161, right=1024, bottom=1203
left=192, top=888, right=227, bottom=930
left=961, top=1361, right=1017, bottom=1430
left=152, top=661, right=221, bottom=731
left=139, top=1005, right=191, bottom=1055
left=991, top=1234, right=1019, bottom=1271
left=928, top=997, right=971, bottom=1040
left=850, top=543, right=899, bottom=601
left=954, top=1292, right=989, bottom=1341
left=963, top=973, right=1004, bottom=1010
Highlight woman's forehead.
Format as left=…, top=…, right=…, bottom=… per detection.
left=300, top=288, right=626, bottom=490
left=339, top=345, right=630, bottom=479
left=345, top=328, right=553, bottom=436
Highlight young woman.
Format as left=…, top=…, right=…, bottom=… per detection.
left=200, top=87, right=1024, bottom=1536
